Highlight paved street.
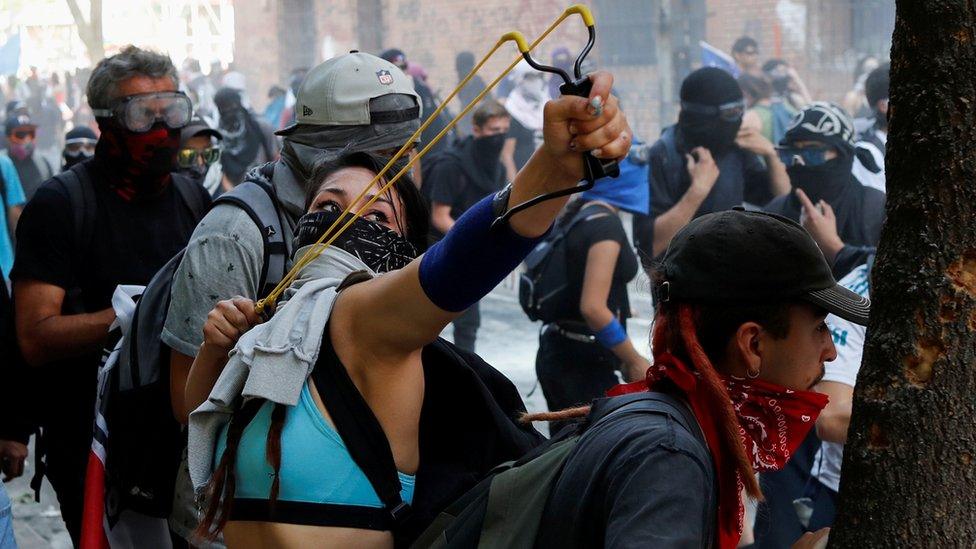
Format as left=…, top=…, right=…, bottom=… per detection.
left=7, top=276, right=655, bottom=547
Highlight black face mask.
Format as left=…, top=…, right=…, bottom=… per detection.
left=294, top=210, right=418, bottom=274
left=787, top=156, right=853, bottom=204
left=472, top=133, right=506, bottom=171
left=63, top=149, right=93, bottom=169
left=678, top=113, right=741, bottom=156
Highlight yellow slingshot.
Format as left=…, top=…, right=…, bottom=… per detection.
left=255, top=4, right=610, bottom=315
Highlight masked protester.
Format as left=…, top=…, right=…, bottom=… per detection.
left=765, top=102, right=886, bottom=264
left=62, top=126, right=97, bottom=170
left=454, top=51, right=490, bottom=138
left=184, top=72, right=630, bottom=547
left=504, top=62, right=547, bottom=170
left=526, top=209, right=867, bottom=549
left=3, top=114, right=54, bottom=201
left=633, top=67, right=790, bottom=265
left=852, top=63, right=889, bottom=193
left=214, top=87, right=277, bottom=187
left=178, top=115, right=224, bottom=196
left=9, top=45, right=212, bottom=545
left=423, top=100, right=510, bottom=353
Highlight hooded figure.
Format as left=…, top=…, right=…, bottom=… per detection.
left=214, top=87, right=277, bottom=186
left=764, top=101, right=886, bottom=250
left=677, top=67, right=745, bottom=156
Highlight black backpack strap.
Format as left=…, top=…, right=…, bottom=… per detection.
left=308, top=324, right=410, bottom=529
left=170, top=173, right=209, bottom=220
left=585, top=391, right=705, bottom=446
left=50, top=163, right=96, bottom=310
left=213, top=179, right=290, bottom=295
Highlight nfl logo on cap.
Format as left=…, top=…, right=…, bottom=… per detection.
left=376, top=70, right=394, bottom=85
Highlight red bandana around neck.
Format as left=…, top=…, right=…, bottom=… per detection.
left=94, top=121, right=179, bottom=201
left=607, top=353, right=828, bottom=549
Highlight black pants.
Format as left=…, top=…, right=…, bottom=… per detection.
left=40, top=419, right=92, bottom=547
left=535, top=326, right=620, bottom=432
left=452, top=302, right=480, bottom=353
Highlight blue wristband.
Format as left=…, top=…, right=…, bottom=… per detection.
left=419, top=194, right=548, bottom=313
left=595, top=318, right=628, bottom=349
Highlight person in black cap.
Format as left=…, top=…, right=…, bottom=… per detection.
left=61, top=126, right=97, bottom=170
left=633, top=67, right=790, bottom=264
left=177, top=115, right=224, bottom=196
left=765, top=101, right=885, bottom=278
left=528, top=208, right=866, bottom=549
left=4, top=113, right=54, bottom=201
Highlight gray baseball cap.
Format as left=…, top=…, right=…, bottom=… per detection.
left=277, top=51, right=421, bottom=136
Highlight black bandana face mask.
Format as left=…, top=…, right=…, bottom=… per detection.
left=294, top=210, right=418, bottom=274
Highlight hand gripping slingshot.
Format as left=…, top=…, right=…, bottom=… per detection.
left=254, top=4, right=620, bottom=316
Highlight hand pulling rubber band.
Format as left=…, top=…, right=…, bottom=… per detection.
left=255, top=4, right=615, bottom=315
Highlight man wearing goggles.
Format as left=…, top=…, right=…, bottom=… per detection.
left=9, top=46, right=211, bottom=545
left=177, top=115, right=224, bottom=196
left=632, top=67, right=790, bottom=262
left=764, top=102, right=886, bottom=277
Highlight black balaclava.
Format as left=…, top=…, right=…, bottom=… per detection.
left=677, top=67, right=744, bottom=156
left=214, top=87, right=261, bottom=183
left=781, top=101, right=856, bottom=204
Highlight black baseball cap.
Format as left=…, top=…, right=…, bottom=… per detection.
left=180, top=115, right=222, bottom=143
left=657, top=209, right=870, bottom=325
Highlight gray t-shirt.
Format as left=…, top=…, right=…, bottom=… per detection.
left=162, top=162, right=305, bottom=357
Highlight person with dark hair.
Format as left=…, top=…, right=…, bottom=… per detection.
left=765, top=102, right=886, bottom=265
left=426, top=99, right=510, bottom=352
left=534, top=173, right=648, bottom=433
left=731, top=36, right=761, bottom=76
left=739, top=73, right=793, bottom=145
left=164, top=52, right=426, bottom=429
left=633, top=67, right=789, bottom=264
left=852, top=63, right=890, bottom=192
left=61, top=126, right=97, bottom=170
left=184, top=73, right=631, bottom=547
left=214, top=87, right=277, bottom=187
left=10, top=44, right=210, bottom=543
left=762, top=58, right=812, bottom=112
left=529, top=208, right=867, bottom=549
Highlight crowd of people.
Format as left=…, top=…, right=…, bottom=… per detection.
left=0, top=31, right=891, bottom=549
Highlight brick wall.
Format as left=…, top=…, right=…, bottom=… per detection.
left=233, top=0, right=887, bottom=136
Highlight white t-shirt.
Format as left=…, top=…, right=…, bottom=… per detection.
left=810, top=264, right=870, bottom=492
left=852, top=130, right=887, bottom=193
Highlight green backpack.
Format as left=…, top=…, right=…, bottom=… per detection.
left=411, top=392, right=692, bottom=548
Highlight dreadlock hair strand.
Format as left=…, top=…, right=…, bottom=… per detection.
left=193, top=398, right=265, bottom=542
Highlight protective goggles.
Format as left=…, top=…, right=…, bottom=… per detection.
left=776, top=146, right=833, bottom=167
left=177, top=147, right=221, bottom=168
left=92, top=91, right=192, bottom=133
left=680, top=100, right=746, bottom=122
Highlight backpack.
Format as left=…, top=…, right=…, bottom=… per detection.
left=409, top=392, right=700, bottom=548
left=518, top=203, right=611, bottom=323
left=50, top=162, right=291, bottom=520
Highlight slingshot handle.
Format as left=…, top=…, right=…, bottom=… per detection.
left=559, top=77, right=620, bottom=183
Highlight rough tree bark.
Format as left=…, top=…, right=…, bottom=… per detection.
left=830, top=0, right=976, bottom=546
left=66, top=0, right=104, bottom=63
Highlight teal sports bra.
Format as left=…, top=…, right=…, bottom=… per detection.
left=214, top=383, right=415, bottom=529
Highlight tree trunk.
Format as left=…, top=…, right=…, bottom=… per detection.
left=66, top=0, right=104, bottom=63
left=830, top=0, right=976, bottom=546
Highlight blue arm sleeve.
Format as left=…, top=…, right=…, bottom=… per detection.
left=419, top=194, right=548, bottom=313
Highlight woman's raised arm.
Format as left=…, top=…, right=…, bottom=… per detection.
left=332, top=72, right=632, bottom=360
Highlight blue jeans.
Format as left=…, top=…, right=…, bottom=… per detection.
left=0, top=481, right=16, bottom=549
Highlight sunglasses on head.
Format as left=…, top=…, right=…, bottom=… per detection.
left=776, top=146, right=833, bottom=167
left=177, top=147, right=221, bottom=168
left=681, top=100, right=745, bottom=122
left=92, top=91, right=192, bottom=133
